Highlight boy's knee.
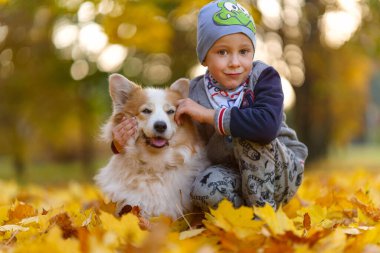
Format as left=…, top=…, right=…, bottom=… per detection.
left=190, top=165, right=242, bottom=210
left=233, top=138, right=276, bottom=163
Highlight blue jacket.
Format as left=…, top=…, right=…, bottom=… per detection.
left=189, top=61, right=307, bottom=165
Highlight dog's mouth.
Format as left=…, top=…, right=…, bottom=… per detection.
left=144, top=135, right=169, bottom=148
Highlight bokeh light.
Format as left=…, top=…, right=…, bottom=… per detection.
left=52, top=20, right=78, bottom=49
left=78, top=1, right=96, bottom=23
left=78, top=23, right=108, bottom=55
left=97, top=44, right=128, bottom=72
left=0, top=24, right=9, bottom=43
left=123, top=57, right=144, bottom=77
left=281, top=77, right=296, bottom=110
left=257, top=0, right=282, bottom=30
left=319, top=0, right=362, bottom=49
left=70, top=59, right=89, bottom=80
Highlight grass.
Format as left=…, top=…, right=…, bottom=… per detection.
left=308, top=144, right=380, bottom=171
left=1, top=144, right=380, bottom=185
left=0, top=157, right=107, bottom=185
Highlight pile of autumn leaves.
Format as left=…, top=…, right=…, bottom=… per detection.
left=1, top=168, right=380, bottom=252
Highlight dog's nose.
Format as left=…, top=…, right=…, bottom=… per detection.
left=154, top=121, right=167, bottom=133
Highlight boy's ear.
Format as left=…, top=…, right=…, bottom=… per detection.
left=108, top=74, right=139, bottom=113
left=170, top=78, right=190, bottom=98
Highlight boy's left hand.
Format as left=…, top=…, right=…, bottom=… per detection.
left=175, top=98, right=215, bottom=125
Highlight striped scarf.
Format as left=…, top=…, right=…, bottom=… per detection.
left=204, top=71, right=249, bottom=109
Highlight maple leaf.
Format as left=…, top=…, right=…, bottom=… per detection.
left=0, top=180, right=18, bottom=205
left=0, top=205, right=10, bottom=225
left=303, top=213, right=311, bottom=230
left=351, top=189, right=380, bottom=223
left=99, top=211, right=148, bottom=247
left=254, top=203, right=302, bottom=237
left=204, top=199, right=263, bottom=239
left=12, top=226, right=81, bottom=253
left=49, top=212, right=78, bottom=239
left=2, top=167, right=380, bottom=252
left=311, top=228, right=347, bottom=252
left=8, top=201, right=36, bottom=222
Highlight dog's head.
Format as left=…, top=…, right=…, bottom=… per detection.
left=107, top=74, right=190, bottom=151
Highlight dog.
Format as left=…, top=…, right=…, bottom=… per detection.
left=95, top=74, right=208, bottom=219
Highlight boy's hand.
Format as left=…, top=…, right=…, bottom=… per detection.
left=112, top=117, right=138, bottom=153
left=175, top=98, right=215, bottom=125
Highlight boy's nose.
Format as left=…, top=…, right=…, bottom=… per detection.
left=228, top=54, right=240, bottom=67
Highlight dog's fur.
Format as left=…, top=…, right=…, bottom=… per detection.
left=95, top=74, right=208, bottom=219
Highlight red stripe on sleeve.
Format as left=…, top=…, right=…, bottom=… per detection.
left=218, top=108, right=226, bottom=135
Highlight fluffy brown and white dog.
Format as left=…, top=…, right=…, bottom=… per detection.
left=95, top=74, right=208, bottom=219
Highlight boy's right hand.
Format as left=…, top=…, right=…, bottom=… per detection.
left=112, top=117, right=138, bottom=153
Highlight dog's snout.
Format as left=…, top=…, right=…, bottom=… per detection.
left=154, top=121, right=167, bottom=133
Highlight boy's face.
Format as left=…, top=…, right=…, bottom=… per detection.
left=203, top=33, right=254, bottom=90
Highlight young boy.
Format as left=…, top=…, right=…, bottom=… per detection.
left=112, top=0, right=308, bottom=211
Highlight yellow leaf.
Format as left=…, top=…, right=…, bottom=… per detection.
left=19, top=216, right=39, bottom=226
left=13, top=226, right=81, bottom=253
left=0, top=205, right=10, bottom=224
left=179, top=228, right=205, bottom=240
left=312, top=228, right=346, bottom=253
left=206, top=199, right=263, bottom=239
left=0, top=180, right=18, bottom=204
left=296, top=205, right=334, bottom=230
left=294, top=244, right=315, bottom=253
left=100, top=211, right=148, bottom=246
left=0, top=224, right=28, bottom=232
left=254, top=203, right=301, bottom=236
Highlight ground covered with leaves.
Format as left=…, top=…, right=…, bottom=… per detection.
left=1, top=168, right=380, bottom=253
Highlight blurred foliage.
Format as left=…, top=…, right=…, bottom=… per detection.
left=103, top=1, right=173, bottom=53
left=0, top=0, right=379, bottom=178
left=293, top=0, right=380, bottom=160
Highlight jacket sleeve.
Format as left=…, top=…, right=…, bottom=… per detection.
left=214, top=67, right=284, bottom=144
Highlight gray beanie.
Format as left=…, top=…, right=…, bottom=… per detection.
left=197, top=0, right=257, bottom=63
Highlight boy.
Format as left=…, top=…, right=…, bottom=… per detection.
left=112, top=0, right=308, bottom=210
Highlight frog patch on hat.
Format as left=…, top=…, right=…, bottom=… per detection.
left=213, top=0, right=256, bottom=33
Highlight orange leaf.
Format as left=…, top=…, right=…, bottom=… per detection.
left=303, top=213, right=311, bottom=230
left=49, top=212, right=78, bottom=239
left=8, top=201, right=36, bottom=221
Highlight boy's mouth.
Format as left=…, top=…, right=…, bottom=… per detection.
left=224, top=72, right=243, bottom=76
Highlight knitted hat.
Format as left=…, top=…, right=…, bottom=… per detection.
left=197, top=0, right=257, bottom=63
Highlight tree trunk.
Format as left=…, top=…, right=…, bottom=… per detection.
left=295, top=1, right=332, bottom=162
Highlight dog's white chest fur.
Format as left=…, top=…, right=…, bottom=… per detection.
left=95, top=144, right=207, bottom=218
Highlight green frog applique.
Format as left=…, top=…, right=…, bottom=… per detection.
left=213, top=0, right=256, bottom=33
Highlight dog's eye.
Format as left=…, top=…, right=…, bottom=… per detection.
left=142, top=108, right=152, bottom=114
left=167, top=109, right=175, bottom=115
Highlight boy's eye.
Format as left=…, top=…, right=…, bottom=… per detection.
left=217, top=50, right=228, bottom=56
left=142, top=108, right=152, bottom=114
left=240, top=49, right=249, bottom=55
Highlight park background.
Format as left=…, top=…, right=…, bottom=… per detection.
left=1, top=0, right=380, bottom=252
left=0, top=0, right=380, bottom=182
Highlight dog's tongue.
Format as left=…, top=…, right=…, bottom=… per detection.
left=150, top=137, right=168, bottom=148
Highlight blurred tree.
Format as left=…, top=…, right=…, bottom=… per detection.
left=0, top=0, right=68, bottom=177
left=0, top=0, right=108, bottom=178
left=294, top=0, right=379, bottom=160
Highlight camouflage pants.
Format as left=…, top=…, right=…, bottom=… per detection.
left=190, top=138, right=304, bottom=210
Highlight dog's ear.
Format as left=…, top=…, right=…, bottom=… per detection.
left=108, top=74, right=139, bottom=112
left=170, top=78, right=190, bottom=98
